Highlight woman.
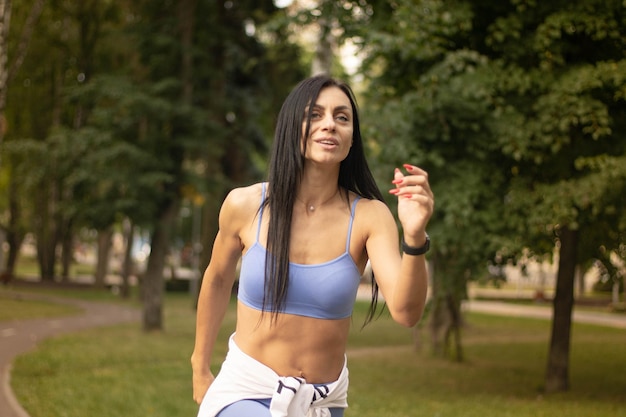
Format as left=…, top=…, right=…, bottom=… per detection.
left=191, top=75, right=434, bottom=417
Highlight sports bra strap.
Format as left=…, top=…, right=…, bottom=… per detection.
left=255, top=183, right=267, bottom=242
left=346, top=197, right=360, bottom=252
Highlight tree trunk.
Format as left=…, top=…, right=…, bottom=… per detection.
left=35, top=182, right=57, bottom=281
left=4, top=230, right=22, bottom=277
left=428, top=254, right=465, bottom=361
left=6, top=0, right=46, bottom=85
left=0, top=0, right=46, bottom=152
left=443, top=293, right=463, bottom=362
left=194, top=194, right=221, bottom=308
left=0, top=1, right=8, bottom=278
left=545, top=226, right=578, bottom=393
left=311, top=15, right=334, bottom=75
left=60, top=219, right=73, bottom=282
left=120, top=218, right=135, bottom=299
left=95, top=227, right=112, bottom=288
left=0, top=0, right=11, bottom=154
left=177, top=0, right=200, bottom=305
left=36, top=231, right=56, bottom=281
left=142, top=200, right=179, bottom=331
left=430, top=296, right=447, bottom=356
left=4, top=171, right=23, bottom=275
left=429, top=255, right=447, bottom=356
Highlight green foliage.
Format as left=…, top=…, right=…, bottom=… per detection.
left=363, top=3, right=509, bottom=282
left=485, top=0, right=626, bottom=273
left=357, top=0, right=625, bottom=364
left=1, top=0, right=308, bottom=280
left=361, top=0, right=626, bottom=277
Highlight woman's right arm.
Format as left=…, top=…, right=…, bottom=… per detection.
left=190, top=191, right=246, bottom=404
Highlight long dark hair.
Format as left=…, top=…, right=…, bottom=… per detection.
left=263, top=75, right=384, bottom=324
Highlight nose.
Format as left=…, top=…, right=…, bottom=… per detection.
left=321, top=112, right=336, bottom=131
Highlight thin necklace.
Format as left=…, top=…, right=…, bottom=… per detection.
left=296, top=188, right=339, bottom=212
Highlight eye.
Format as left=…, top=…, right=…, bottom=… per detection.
left=310, top=111, right=322, bottom=119
left=336, top=114, right=350, bottom=122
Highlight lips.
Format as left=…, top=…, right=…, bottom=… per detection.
left=314, top=138, right=339, bottom=146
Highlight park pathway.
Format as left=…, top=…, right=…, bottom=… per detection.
left=0, top=290, right=140, bottom=417
left=464, top=299, right=626, bottom=329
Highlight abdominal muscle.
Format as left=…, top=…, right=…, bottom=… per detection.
left=233, top=302, right=351, bottom=384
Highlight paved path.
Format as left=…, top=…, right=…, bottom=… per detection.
left=464, top=300, right=626, bottom=329
left=0, top=290, right=140, bottom=417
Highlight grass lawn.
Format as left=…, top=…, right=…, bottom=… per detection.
left=9, top=291, right=626, bottom=417
left=0, top=291, right=82, bottom=321
left=11, top=255, right=96, bottom=280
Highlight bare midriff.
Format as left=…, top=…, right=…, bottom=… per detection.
left=233, top=302, right=350, bottom=384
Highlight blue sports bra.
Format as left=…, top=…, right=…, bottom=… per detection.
left=237, top=184, right=362, bottom=319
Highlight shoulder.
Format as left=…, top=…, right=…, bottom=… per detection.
left=219, top=183, right=264, bottom=226
left=353, top=196, right=396, bottom=232
left=223, top=183, right=264, bottom=209
left=354, top=196, right=391, bottom=217
left=352, top=197, right=400, bottom=259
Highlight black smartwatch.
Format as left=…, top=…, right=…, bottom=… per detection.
left=402, top=234, right=430, bottom=256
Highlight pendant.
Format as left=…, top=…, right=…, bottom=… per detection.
left=309, top=205, right=315, bottom=211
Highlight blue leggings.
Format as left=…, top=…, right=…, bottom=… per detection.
left=217, top=398, right=345, bottom=417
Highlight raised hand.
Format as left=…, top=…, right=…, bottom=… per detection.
left=388, top=164, right=434, bottom=243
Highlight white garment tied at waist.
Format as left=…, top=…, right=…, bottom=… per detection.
left=197, top=333, right=349, bottom=417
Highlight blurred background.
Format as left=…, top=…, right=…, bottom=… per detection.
left=1, top=0, right=625, bottom=394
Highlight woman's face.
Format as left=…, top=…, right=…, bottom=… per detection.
left=301, top=86, right=354, bottom=165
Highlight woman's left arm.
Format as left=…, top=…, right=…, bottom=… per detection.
left=366, top=164, right=434, bottom=327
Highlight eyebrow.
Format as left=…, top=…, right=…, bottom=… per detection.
left=310, top=104, right=352, bottom=112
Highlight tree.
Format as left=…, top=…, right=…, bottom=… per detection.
left=359, top=0, right=626, bottom=391
left=359, top=0, right=511, bottom=361
left=0, top=0, right=46, bottom=277
left=189, top=0, right=308, bottom=304
left=482, top=0, right=626, bottom=392
left=131, top=0, right=307, bottom=330
left=3, top=0, right=305, bottom=331
left=3, top=0, right=129, bottom=281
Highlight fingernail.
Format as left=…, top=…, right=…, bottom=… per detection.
left=403, top=164, right=413, bottom=170
left=389, top=189, right=399, bottom=195
left=392, top=179, right=402, bottom=184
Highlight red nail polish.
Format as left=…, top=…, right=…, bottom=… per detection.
left=392, top=179, right=402, bottom=184
left=403, top=164, right=413, bottom=170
